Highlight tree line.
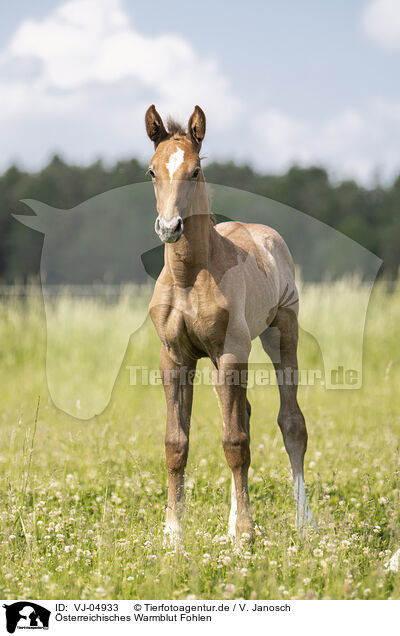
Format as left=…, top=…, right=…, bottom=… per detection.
left=1, top=154, right=399, bottom=284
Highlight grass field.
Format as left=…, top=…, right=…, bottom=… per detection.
left=0, top=279, right=399, bottom=600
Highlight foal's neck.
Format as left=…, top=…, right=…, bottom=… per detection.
left=165, top=178, right=215, bottom=287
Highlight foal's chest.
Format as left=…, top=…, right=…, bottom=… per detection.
left=149, top=279, right=229, bottom=362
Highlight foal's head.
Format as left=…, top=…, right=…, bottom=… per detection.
left=145, top=104, right=206, bottom=243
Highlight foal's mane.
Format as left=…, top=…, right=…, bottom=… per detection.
left=166, top=117, right=186, bottom=137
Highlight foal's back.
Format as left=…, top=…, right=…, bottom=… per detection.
left=214, top=221, right=299, bottom=338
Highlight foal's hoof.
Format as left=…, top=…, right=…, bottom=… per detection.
left=385, top=548, right=400, bottom=572
left=297, top=509, right=317, bottom=538
left=163, top=524, right=183, bottom=550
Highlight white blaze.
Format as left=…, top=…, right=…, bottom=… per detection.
left=166, top=147, right=185, bottom=182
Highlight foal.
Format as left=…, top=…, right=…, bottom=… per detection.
left=145, top=104, right=315, bottom=544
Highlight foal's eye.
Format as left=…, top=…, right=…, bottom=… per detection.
left=192, top=167, right=200, bottom=178
left=147, top=168, right=155, bottom=179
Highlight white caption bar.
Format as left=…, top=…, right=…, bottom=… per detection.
left=1, top=599, right=398, bottom=635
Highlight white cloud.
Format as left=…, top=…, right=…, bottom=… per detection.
left=362, top=0, right=400, bottom=51
left=0, top=0, right=241, bottom=169
left=0, top=0, right=399, bottom=184
left=252, top=100, right=400, bottom=183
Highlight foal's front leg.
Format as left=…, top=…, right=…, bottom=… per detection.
left=160, top=346, right=196, bottom=546
left=216, top=353, right=254, bottom=544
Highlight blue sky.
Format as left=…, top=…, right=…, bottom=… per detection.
left=0, top=0, right=399, bottom=182
left=131, top=0, right=399, bottom=118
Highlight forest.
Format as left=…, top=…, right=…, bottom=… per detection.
left=1, top=155, right=398, bottom=283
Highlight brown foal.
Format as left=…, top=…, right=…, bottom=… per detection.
left=145, top=104, right=315, bottom=545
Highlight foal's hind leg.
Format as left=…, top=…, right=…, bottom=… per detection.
left=260, top=307, right=316, bottom=533
left=228, top=398, right=251, bottom=538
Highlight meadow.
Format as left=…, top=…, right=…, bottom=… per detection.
left=0, top=279, right=399, bottom=600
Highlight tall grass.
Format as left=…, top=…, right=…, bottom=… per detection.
left=0, top=280, right=399, bottom=599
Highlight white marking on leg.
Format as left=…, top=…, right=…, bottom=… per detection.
left=294, top=474, right=316, bottom=533
left=166, top=147, right=184, bottom=182
left=163, top=484, right=184, bottom=549
left=228, top=476, right=237, bottom=537
left=163, top=520, right=183, bottom=548
left=385, top=548, right=400, bottom=572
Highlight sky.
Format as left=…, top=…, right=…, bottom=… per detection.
left=0, top=0, right=399, bottom=183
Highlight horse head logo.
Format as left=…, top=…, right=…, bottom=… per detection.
left=3, top=602, right=50, bottom=633
left=14, top=182, right=382, bottom=420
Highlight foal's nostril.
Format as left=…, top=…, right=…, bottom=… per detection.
left=176, top=217, right=183, bottom=234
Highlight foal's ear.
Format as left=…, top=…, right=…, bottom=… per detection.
left=145, top=105, right=168, bottom=147
left=188, top=105, right=206, bottom=149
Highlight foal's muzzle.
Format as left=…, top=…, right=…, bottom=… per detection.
left=155, top=215, right=184, bottom=243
